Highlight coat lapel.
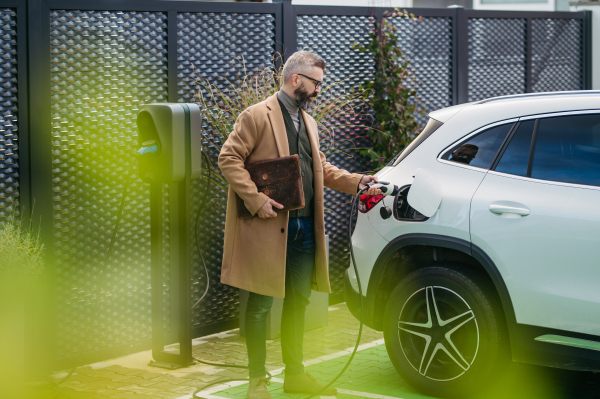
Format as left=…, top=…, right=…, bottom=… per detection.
left=266, top=93, right=289, bottom=157
left=301, top=109, right=322, bottom=173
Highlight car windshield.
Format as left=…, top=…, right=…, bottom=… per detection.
left=391, top=118, right=443, bottom=167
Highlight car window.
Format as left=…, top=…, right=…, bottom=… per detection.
left=441, top=122, right=513, bottom=169
left=391, top=118, right=443, bottom=166
left=494, top=120, right=536, bottom=177
left=531, top=114, right=600, bottom=187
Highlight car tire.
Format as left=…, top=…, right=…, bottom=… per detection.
left=383, top=264, right=509, bottom=398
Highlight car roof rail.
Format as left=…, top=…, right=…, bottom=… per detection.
left=476, top=90, right=600, bottom=105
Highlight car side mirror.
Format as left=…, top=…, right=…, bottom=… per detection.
left=407, top=168, right=443, bottom=218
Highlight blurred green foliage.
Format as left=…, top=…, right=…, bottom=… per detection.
left=0, top=217, right=45, bottom=278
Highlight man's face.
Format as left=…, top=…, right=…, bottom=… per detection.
left=293, top=66, right=324, bottom=110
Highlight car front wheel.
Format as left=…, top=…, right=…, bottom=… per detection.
left=383, top=265, right=509, bottom=398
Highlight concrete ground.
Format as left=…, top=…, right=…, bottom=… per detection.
left=25, top=303, right=600, bottom=399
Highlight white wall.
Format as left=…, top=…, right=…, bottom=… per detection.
left=570, top=2, right=598, bottom=90
left=473, top=0, right=555, bottom=11
left=292, top=0, right=413, bottom=7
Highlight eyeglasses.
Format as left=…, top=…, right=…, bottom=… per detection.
left=296, top=73, right=323, bottom=90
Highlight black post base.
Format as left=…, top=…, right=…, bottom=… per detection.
left=149, top=359, right=194, bottom=370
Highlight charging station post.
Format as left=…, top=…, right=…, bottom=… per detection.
left=137, top=103, right=202, bottom=369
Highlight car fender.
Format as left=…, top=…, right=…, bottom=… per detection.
left=367, top=233, right=516, bottom=324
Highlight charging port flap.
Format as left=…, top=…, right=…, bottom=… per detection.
left=407, top=168, right=443, bottom=218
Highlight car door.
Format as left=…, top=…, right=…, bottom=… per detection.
left=470, top=111, right=600, bottom=337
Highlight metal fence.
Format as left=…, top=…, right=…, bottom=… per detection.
left=2, top=0, right=591, bottom=370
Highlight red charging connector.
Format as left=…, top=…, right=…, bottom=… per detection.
left=358, top=193, right=386, bottom=213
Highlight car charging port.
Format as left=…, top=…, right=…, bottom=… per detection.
left=394, top=185, right=428, bottom=222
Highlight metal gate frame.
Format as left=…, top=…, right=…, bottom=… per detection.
left=283, top=2, right=592, bottom=104
left=458, top=8, right=592, bottom=101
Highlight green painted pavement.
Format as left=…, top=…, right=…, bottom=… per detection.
left=211, top=345, right=425, bottom=399
left=206, top=344, right=600, bottom=399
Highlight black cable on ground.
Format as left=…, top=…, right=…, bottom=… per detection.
left=191, top=358, right=273, bottom=399
left=192, top=150, right=213, bottom=310
left=191, top=187, right=368, bottom=399
left=47, top=163, right=133, bottom=399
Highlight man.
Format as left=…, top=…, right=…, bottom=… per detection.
left=218, top=51, right=380, bottom=399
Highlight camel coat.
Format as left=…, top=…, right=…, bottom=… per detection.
left=218, top=93, right=363, bottom=298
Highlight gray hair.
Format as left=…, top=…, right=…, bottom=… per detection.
left=282, top=51, right=326, bottom=83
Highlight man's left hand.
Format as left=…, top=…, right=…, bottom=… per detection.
left=359, top=175, right=383, bottom=195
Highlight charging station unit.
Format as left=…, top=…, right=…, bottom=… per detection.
left=137, top=103, right=202, bottom=369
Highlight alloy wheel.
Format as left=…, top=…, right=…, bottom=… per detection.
left=397, top=286, right=479, bottom=381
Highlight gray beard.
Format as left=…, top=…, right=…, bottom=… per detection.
left=294, top=84, right=317, bottom=110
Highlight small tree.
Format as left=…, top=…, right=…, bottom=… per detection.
left=353, top=9, right=427, bottom=170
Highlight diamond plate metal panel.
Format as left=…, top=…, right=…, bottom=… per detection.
left=532, top=18, right=583, bottom=92
left=0, top=8, right=18, bottom=220
left=298, top=15, right=373, bottom=92
left=50, top=10, right=168, bottom=360
left=390, top=16, right=453, bottom=116
left=468, top=18, right=527, bottom=102
left=298, top=15, right=374, bottom=296
left=177, top=12, right=276, bottom=328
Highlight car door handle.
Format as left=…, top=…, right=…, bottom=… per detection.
left=489, top=203, right=530, bottom=216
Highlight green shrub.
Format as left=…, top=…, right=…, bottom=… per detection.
left=353, top=9, right=427, bottom=170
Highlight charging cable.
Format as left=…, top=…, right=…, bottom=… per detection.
left=53, top=147, right=218, bottom=399
left=296, top=182, right=398, bottom=399
left=192, top=181, right=397, bottom=399
left=192, top=151, right=213, bottom=309
left=34, top=139, right=392, bottom=399
left=295, top=186, right=367, bottom=399
left=191, top=151, right=266, bottom=398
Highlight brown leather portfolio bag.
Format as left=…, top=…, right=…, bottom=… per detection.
left=235, top=154, right=305, bottom=219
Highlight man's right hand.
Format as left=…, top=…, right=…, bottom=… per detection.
left=257, top=198, right=284, bottom=219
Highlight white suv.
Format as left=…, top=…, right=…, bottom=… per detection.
left=345, top=91, right=600, bottom=398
